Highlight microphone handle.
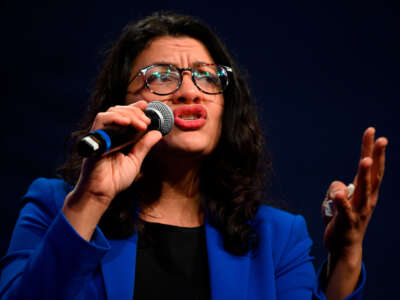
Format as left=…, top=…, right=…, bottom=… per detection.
left=77, top=125, right=146, bottom=157
left=77, top=101, right=172, bottom=158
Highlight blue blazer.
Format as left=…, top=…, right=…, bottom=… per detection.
left=0, top=178, right=365, bottom=299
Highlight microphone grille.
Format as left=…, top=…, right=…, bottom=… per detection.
left=145, top=101, right=174, bottom=135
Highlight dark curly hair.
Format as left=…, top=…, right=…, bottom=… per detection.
left=58, top=11, right=272, bottom=256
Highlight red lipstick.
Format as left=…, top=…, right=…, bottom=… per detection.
left=173, top=105, right=207, bottom=130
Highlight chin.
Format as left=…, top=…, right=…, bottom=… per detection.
left=154, top=133, right=218, bottom=158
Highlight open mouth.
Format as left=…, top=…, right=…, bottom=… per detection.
left=173, top=105, right=207, bottom=130
left=180, top=114, right=201, bottom=120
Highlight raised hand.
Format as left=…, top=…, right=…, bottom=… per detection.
left=321, top=127, right=388, bottom=299
left=322, top=127, right=387, bottom=256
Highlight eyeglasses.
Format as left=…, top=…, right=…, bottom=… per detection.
left=131, top=63, right=233, bottom=95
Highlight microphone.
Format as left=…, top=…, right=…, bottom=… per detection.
left=77, top=101, right=174, bottom=157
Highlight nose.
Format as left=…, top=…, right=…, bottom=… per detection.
left=172, top=71, right=202, bottom=104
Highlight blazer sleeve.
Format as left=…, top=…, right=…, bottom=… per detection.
left=274, top=214, right=366, bottom=300
left=0, top=178, right=111, bottom=300
left=313, top=259, right=366, bottom=300
left=273, top=215, right=316, bottom=299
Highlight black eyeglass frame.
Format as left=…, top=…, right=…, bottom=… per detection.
left=130, top=63, right=233, bottom=95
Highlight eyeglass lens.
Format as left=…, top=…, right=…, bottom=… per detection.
left=145, top=65, right=228, bottom=95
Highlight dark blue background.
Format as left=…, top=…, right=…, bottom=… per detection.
left=1, top=1, right=399, bottom=298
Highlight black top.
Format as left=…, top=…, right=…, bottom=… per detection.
left=133, top=220, right=210, bottom=300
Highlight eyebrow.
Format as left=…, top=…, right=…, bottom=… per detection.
left=148, top=61, right=214, bottom=67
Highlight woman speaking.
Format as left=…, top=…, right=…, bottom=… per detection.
left=0, top=11, right=387, bottom=300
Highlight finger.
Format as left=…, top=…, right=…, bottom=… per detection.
left=371, top=137, right=388, bottom=192
left=327, top=181, right=349, bottom=200
left=353, top=127, right=375, bottom=185
left=322, top=189, right=353, bottom=226
left=90, top=111, right=133, bottom=131
left=129, top=100, right=148, bottom=111
left=333, top=190, right=352, bottom=218
left=322, top=181, right=349, bottom=222
left=360, top=127, right=375, bottom=159
left=128, top=130, right=163, bottom=164
left=353, top=157, right=373, bottom=210
left=108, top=104, right=151, bottom=125
left=95, top=111, right=148, bottom=132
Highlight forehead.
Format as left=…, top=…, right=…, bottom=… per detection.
left=132, top=36, right=215, bottom=70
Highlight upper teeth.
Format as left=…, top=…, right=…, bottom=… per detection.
left=181, top=114, right=199, bottom=120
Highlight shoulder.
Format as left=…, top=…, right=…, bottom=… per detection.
left=254, top=205, right=308, bottom=234
left=253, top=205, right=313, bottom=262
left=22, top=177, right=73, bottom=216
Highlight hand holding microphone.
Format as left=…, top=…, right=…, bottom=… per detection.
left=74, top=100, right=173, bottom=201
left=63, top=101, right=174, bottom=241
left=78, top=101, right=174, bottom=157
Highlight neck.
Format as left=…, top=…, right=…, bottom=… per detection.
left=138, top=155, right=204, bottom=227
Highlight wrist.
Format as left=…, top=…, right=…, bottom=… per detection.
left=62, top=190, right=110, bottom=241
left=64, top=181, right=115, bottom=211
left=325, top=246, right=363, bottom=300
left=329, top=244, right=363, bottom=270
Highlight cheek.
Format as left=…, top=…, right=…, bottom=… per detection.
left=213, top=103, right=224, bottom=131
left=125, top=78, right=152, bottom=104
left=129, top=76, right=146, bottom=91
left=208, top=107, right=224, bottom=146
left=214, top=115, right=223, bottom=143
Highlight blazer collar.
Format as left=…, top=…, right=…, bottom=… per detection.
left=100, top=219, right=250, bottom=300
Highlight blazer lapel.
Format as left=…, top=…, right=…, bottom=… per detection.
left=205, top=219, right=250, bottom=300
left=99, top=219, right=251, bottom=300
left=101, top=234, right=138, bottom=300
